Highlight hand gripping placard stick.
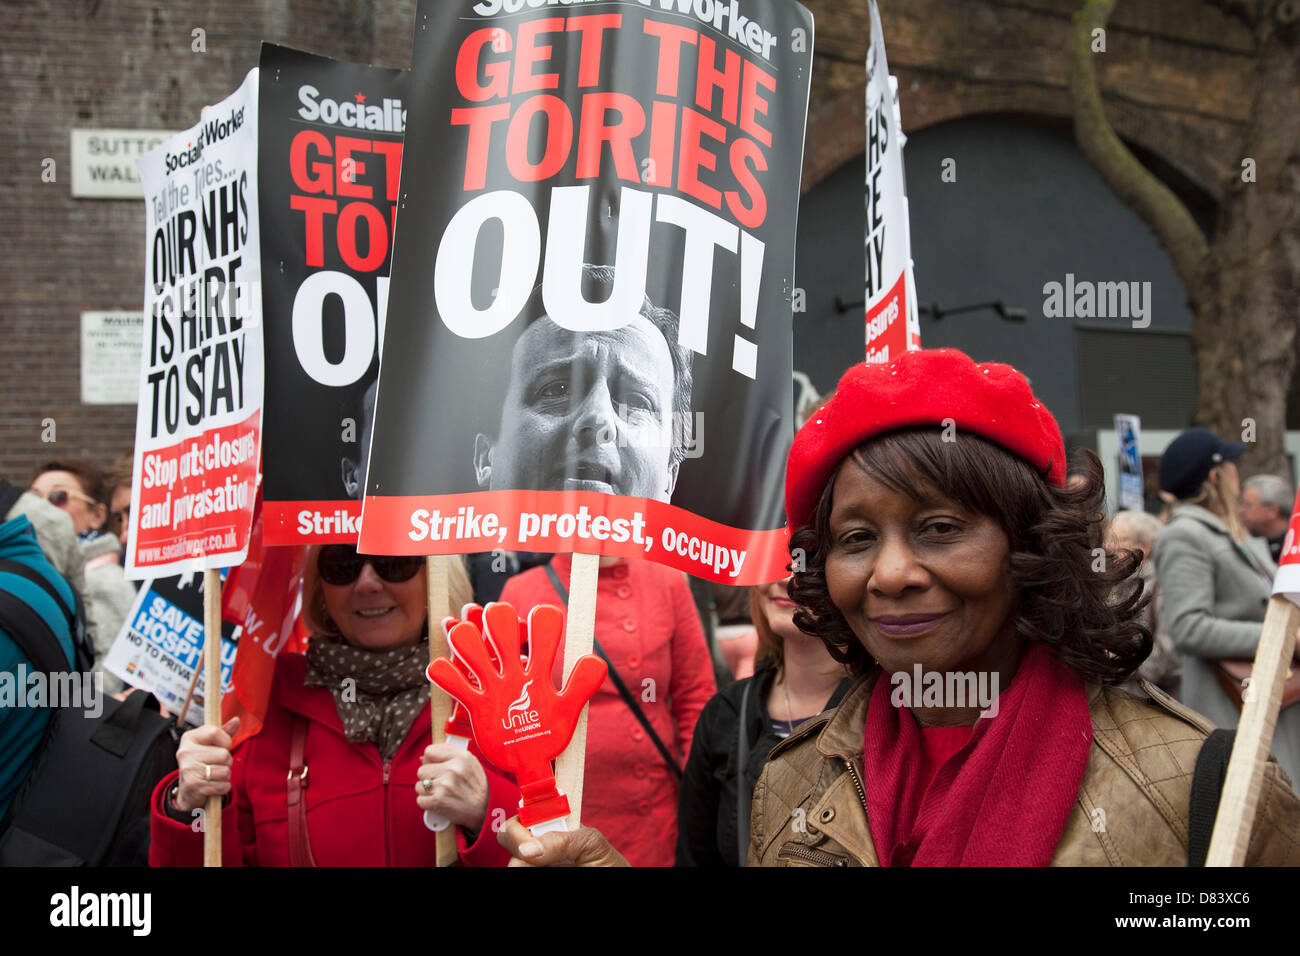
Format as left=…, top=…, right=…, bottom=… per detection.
left=553, top=552, right=600, bottom=831
left=1207, top=595, right=1300, bottom=865
left=424, top=609, right=480, bottom=835
left=426, top=556, right=457, bottom=867
left=203, top=568, right=223, bottom=867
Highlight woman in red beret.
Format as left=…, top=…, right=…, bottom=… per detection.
left=752, top=348, right=1300, bottom=866
left=494, top=348, right=1300, bottom=867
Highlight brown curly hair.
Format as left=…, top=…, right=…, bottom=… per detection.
left=788, top=428, right=1151, bottom=685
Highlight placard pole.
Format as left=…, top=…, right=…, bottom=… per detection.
left=427, top=556, right=457, bottom=866
left=554, top=552, right=600, bottom=830
left=1206, top=596, right=1300, bottom=865
left=203, top=568, right=223, bottom=867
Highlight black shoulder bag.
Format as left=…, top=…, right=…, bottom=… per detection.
left=542, top=562, right=682, bottom=779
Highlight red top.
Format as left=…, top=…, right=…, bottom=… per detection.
left=861, top=642, right=1093, bottom=867
left=499, top=554, right=717, bottom=867
left=888, top=725, right=973, bottom=867
left=150, top=653, right=518, bottom=867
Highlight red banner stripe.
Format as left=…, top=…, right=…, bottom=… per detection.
left=356, top=489, right=790, bottom=585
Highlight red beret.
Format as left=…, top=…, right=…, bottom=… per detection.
left=785, top=348, right=1066, bottom=530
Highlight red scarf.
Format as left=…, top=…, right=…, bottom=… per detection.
left=863, top=641, right=1092, bottom=866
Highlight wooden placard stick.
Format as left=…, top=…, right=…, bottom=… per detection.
left=202, top=568, right=223, bottom=867
left=1206, top=596, right=1300, bottom=866
left=426, top=556, right=457, bottom=867
left=554, top=552, right=601, bottom=830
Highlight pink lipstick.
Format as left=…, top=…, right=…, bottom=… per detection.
left=870, top=613, right=949, bottom=638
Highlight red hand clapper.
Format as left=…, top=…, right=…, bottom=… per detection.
left=427, top=601, right=607, bottom=829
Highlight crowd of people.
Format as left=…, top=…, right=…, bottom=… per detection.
left=3, top=348, right=1300, bottom=866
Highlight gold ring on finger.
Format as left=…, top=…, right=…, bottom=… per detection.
left=421, top=778, right=435, bottom=795
left=204, top=763, right=212, bottom=782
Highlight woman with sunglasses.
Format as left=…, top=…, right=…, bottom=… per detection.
left=149, top=547, right=519, bottom=866
left=30, top=461, right=110, bottom=539
left=30, top=460, right=137, bottom=694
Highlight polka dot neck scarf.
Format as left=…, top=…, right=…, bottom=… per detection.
left=304, top=634, right=431, bottom=761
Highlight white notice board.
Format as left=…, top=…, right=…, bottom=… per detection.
left=81, top=311, right=143, bottom=404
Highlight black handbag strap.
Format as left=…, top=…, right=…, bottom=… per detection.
left=542, top=561, right=683, bottom=779
left=736, top=679, right=752, bottom=867
left=1188, top=728, right=1235, bottom=866
left=0, top=557, right=91, bottom=673
left=0, top=560, right=74, bottom=675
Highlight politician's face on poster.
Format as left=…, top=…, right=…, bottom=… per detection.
left=474, top=268, right=693, bottom=504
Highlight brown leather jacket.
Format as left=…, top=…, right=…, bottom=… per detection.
left=748, top=669, right=1300, bottom=866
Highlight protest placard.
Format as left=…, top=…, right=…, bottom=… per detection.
left=127, top=69, right=264, bottom=580
left=104, top=572, right=240, bottom=726
left=257, top=45, right=408, bottom=545
left=357, top=0, right=814, bottom=587
left=864, top=0, right=919, bottom=363
left=1114, top=413, right=1143, bottom=510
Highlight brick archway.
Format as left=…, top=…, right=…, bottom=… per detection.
left=800, top=79, right=1230, bottom=203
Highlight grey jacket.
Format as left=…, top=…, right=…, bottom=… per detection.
left=80, top=534, right=137, bottom=695
left=1153, top=503, right=1300, bottom=787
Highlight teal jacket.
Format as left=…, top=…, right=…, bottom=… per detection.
left=0, top=515, right=75, bottom=820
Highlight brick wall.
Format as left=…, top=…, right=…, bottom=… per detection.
left=0, top=0, right=415, bottom=485
left=0, top=0, right=1245, bottom=486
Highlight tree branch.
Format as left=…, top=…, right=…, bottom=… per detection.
left=1202, top=0, right=1260, bottom=28
left=1069, top=0, right=1209, bottom=287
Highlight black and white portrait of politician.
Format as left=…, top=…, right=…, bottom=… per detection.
left=365, top=257, right=788, bottom=533
left=472, top=264, right=694, bottom=505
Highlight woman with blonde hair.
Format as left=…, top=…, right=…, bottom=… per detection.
left=150, top=548, right=519, bottom=865
left=1153, top=427, right=1299, bottom=785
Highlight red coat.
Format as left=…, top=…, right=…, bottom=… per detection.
left=150, top=652, right=517, bottom=866
left=499, top=555, right=716, bottom=867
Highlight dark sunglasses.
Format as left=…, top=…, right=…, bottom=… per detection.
left=35, top=487, right=97, bottom=510
left=317, top=545, right=423, bottom=587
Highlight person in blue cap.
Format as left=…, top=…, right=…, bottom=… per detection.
left=1153, top=427, right=1299, bottom=788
